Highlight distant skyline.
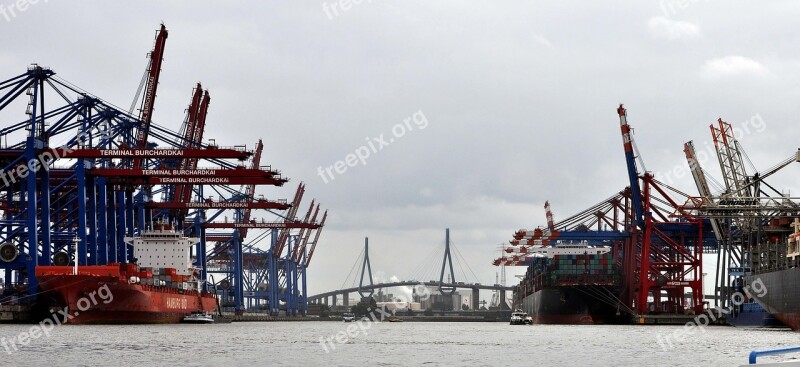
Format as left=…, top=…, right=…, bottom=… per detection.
left=2, top=1, right=799, bottom=296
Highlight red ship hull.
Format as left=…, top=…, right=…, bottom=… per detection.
left=36, top=266, right=217, bottom=324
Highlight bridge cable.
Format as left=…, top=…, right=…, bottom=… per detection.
left=450, top=240, right=470, bottom=284
left=340, top=246, right=364, bottom=291
left=350, top=251, right=364, bottom=289
left=407, top=242, right=441, bottom=282
left=451, top=240, right=481, bottom=284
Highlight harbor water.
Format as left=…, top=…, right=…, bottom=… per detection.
left=1, top=322, right=799, bottom=366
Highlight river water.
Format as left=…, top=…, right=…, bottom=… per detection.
left=1, top=321, right=798, bottom=366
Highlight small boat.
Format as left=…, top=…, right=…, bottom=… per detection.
left=182, top=311, right=215, bottom=324
left=510, top=309, right=532, bottom=325
left=387, top=317, right=403, bottom=322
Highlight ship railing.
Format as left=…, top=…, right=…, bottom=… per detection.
left=747, top=346, right=800, bottom=364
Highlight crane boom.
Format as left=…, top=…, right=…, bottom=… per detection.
left=274, top=183, right=305, bottom=256
left=544, top=200, right=555, bottom=231
left=181, top=84, right=203, bottom=162
left=711, top=119, right=751, bottom=198
left=239, top=140, right=262, bottom=239
left=190, top=91, right=211, bottom=165
left=305, top=210, right=327, bottom=267
left=291, top=201, right=316, bottom=261
left=170, top=84, right=203, bottom=217
left=133, top=24, right=168, bottom=168
left=739, top=152, right=799, bottom=195
left=617, top=104, right=644, bottom=227
left=684, top=141, right=723, bottom=241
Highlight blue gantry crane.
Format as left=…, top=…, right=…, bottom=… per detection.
left=0, top=24, right=326, bottom=317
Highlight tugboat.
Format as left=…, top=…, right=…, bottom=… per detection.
left=510, top=309, right=533, bottom=325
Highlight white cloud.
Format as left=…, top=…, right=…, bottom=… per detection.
left=700, top=55, right=769, bottom=79
left=533, top=34, right=551, bottom=48
left=0, top=55, right=14, bottom=71
left=647, top=16, right=701, bottom=40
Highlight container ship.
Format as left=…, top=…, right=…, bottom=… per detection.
left=34, top=224, right=217, bottom=324
left=744, top=222, right=800, bottom=331
left=511, top=243, right=628, bottom=324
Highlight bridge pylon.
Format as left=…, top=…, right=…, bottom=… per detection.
left=439, top=228, right=456, bottom=295
left=358, top=237, right=374, bottom=299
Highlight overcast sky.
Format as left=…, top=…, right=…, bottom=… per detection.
left=2, top=1, right=799, bottom=298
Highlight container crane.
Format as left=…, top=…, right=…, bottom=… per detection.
left=684, top=141, right=732, bottom=306
left=683, top=121, right=799, bottom=307
left=617, top=105, right=704, bottom=315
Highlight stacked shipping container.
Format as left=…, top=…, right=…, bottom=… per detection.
left=516, top=251, right=620, bottom=299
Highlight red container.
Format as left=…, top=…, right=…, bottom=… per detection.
left=165, top=268, right=177, bottom=276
